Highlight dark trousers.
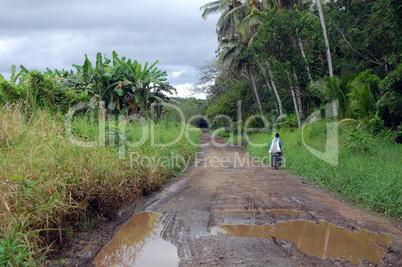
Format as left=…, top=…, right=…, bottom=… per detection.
left=271, top=154, right=281, bottom=168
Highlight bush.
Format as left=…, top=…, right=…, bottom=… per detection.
left=26, top=70, right=58, bottom=111
left=0, top=80, right=25, bottom=103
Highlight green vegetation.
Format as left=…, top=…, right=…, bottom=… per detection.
left=0, top=51, right=176, bottom=117
left=206, top=80, right=256, bottom=129
left=0, top=52, right=202, bottom=264
left=246, top=122, right=402, bottom=219
left=199, top=0, right=401, bottom=134
left=199, top=0, right=401, bottom=220
left=0, top=104, right=201, bottom=264
left=1, top=0, right=401, bottom=263
left=163, top=97, right=208, bottom=127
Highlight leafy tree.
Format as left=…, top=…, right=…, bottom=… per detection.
left=379, top=64, right=402, bottom=129
left=203, top=1, right=270, bottom=115
left=326, top=0, right=400, bottom=76
left=250, top=9, right=318, bottom=121
left=206, top=79, right=256, bottom=128
left=163, top=97, right=207, bottom=127
left=355, top=69, right=381, bottom=99
left=199, top=0, right=401, bottom=137
left=315, top=0, right=333, bottom=77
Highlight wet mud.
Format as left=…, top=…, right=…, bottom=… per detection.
left=211, top=220, right=396, bottom=265
left=216, top=209, right=303, bottom=215
left=61, top=133, right=402, bottom=266
left=93, top=212, right=179, bottom=267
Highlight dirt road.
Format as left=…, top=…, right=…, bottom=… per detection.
left=64, top=134, right=401, bottom=266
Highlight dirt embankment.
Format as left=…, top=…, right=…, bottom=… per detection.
left=60, top=133, right=402, bottom=266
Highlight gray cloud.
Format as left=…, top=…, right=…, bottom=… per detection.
left=0, top=0, right=219, bottom=97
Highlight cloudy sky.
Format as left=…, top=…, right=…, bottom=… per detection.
left=0, top=0, right=219, bottom=98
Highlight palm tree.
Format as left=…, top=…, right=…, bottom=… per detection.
left=338, top=81, right=383, bottom=129
left=216, top=5, right=247, bottom=43
left=349, top=81, right=375, bottom=119
left=259, top=62, right=284, bottom=116
left=202, top=1, right=268, bottom=45
left=219, top=38, right=264, bottom=114
left=315, top=0, right=333, bottom=77
left=309, top=74, right=354, bottom=118
left=202, top=1, right=267, bottom=114
left=201, top=1, right=245, bottom=21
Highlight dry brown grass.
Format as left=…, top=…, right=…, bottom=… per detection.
left=0, top=104, right=201, bottom=262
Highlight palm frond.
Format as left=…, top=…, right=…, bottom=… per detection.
left=338, top=118, right=358, bottom=126
left=201, top=1, right=227, bottom=20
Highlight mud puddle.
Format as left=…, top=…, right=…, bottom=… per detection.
left=93, top=212, right=179, bottom=267
left=217, top=209, right=302, bottom=215
left=211, top=220, right=396, bottom=265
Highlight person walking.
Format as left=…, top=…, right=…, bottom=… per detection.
left=269, top=133, right=283, bottom=170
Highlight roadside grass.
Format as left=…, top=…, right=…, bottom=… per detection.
left=214, top=130, right=248, bottom=147
left=0, top=104, right=202, bottom=264
left=246, top=121, right=402, bottom=219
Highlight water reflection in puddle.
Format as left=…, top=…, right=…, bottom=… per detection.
left=211, top=220, right=395, bottom=265
left=93, top=212, right=179, bottom=267
left=217, top=209, right=302, bottom=215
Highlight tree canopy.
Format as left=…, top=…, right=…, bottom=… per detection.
left=199, top=0, right=401, bottom=137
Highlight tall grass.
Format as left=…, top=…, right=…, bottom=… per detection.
left=0, top=104, right=202, bottom=264
left=216, top=131, right=249, bottom=147
left=246, top=121, right=402, bottom=219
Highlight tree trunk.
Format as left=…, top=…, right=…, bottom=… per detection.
left=332, top=100, right=339, bottom=117
left=249, top=69, right=263, bottom=114
left=287, top=72, right=301, bottom=128
left=293, top=71, right=303, bottom=118
left=316, top=0, right=333, bottom=77
left=385, top=54, right=389, bottom=72
left=296, top=32, right=313, bottom=83
left=151, top=102, right=156, bottom=122
left=260, top=66, right=279, bottom=114
left=291, top=89, right=301, bottom=128
left=292, top=21, right=313, bottom=83
left=264, top=61, right=284, bottom=117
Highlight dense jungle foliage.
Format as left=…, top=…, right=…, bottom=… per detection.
left=199, top=0, right=401, bottom=218
left=198, top=0, right=401, bottom=140
left=163, top=97, right=208, bottom=127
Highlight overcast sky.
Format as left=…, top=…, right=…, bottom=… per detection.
left=0, top=0, right=219, bottom=98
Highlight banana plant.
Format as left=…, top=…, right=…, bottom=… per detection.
left=9, top=65, right=29, bottom=85
left=111, top=51, right=175, bottom=112
left=62, top=51, right=176, bottom=118
left=44, top=68, right=70, bottom=82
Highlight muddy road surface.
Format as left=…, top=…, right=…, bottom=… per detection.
left=64, top=133, right=401, bottom=266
